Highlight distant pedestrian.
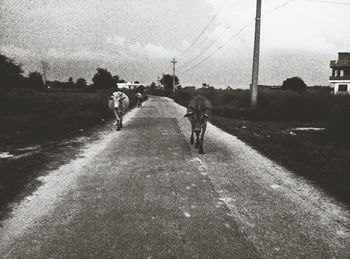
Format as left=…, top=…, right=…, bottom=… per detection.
left=136, top=92, right=142, bottom=108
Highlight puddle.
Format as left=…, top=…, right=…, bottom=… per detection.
left=270, top=184, right=281, bottom=189
left=219, top=197, right=235, bottom=203
left=183, top=212, right=191, bottom=218
left=0, top=152, right=14, bottom=159
left=291, top=127, right=325, bottom=131
left=15, top=145, right=41, bottom=152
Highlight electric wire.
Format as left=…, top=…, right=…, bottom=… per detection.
left=180, top=1, right=228, bottom=57
left=179, top=22, right=252, bottom=74
left=303, top=0, right=350, bottom=5
left=178, top=0, right=297, bottom=74
left=179, top=0, right=247, bottom=68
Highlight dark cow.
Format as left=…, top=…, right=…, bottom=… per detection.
left=184, top=95, right=212, bottom=154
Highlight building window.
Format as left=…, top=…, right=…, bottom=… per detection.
left=338, top=84, right=348, bottom=92
left=334, top=70, right=338, bottom=77
left=340, top=70, right=344, bottom=77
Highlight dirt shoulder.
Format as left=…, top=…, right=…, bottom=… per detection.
left=0, top=122, right=116, bottom=221
left=211, top=116, right=350, bottom=208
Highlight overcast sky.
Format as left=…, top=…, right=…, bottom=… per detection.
left=1, top=0, right=349, bottom=88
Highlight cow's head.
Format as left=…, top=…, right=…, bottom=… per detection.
left=184, top=111, right=210, bottom=133
left=113, top=92, right=126, bottom=107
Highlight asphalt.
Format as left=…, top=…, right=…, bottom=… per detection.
left=0, top=96, right=349, bottom=258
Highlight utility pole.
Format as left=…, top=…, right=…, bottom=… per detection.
left=157, top=76, right=161, bottom=89
left=40, top=60, right=49, bottom=86
left=171, top=58, right=177, bottom=93
left=251, top=0, right=262, bottom=109
left=40, top=60, right=49, bottom=96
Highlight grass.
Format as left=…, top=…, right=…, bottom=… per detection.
left=0, top=88, right=138, bottom=220
left=0, top=89, right=137, bottom=146
left=154, top=87, right=350, bottom=207
left=211, top=116, right=350, bottom=207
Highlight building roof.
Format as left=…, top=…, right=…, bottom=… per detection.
left=330, top=52, right=350, bottom=68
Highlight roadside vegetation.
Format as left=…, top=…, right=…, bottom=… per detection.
left=0, top=54, right=143, bottom=146
left=0, top=54, right=143, bottom=220
left=148, top=82, right=350, bottom=207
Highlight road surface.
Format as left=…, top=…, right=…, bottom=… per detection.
left=0, top=96, right=349, bottom=258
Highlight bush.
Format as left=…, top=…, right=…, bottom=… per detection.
left=173, top=90, right=193, bottom=106
left=282, top=77, right=307, bottom=92
left=250, top=90, right=331, bottom=121
left=327, top=96, right=350, bottom=142
left=0, top=89, right=138, bottom=138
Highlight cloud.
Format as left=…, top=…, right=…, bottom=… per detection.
left=106, top=35, right=126, bottom=46
left=181, top=40, right=191, bottom=49
left=129, top=42, right=179, bottom=59
left=0, top=44, right=36, bottom=59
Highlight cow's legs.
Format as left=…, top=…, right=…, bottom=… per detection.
left=114, top=109, right=122, bottom=131
left=190, top=130, right=194, bottom=145
left=120, top=108, right=124, bottom=128
left=199, top=124, right=206, bottom=154
left=195, top=131, right=200, bottom=149
left=113, top=109, right=119, bottom=126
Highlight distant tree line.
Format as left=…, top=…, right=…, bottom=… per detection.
left=0, top=54, right=131, bottom=92
left=160, top=74, right=180, bottom=92
left=0, top=54, right=44, bottom=91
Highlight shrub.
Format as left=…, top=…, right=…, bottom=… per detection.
left=327, top=95, right=350, bottom=142
left=249, top=90, right=331, bottom=121
left=282, top=77, right=307, bottom=92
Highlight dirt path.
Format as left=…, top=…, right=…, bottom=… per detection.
left=0, top=96, right=349, bottom=258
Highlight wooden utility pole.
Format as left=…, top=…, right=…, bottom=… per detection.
left=171, top=58, right=177, bottom=93
left=40, top=60, right=49, bottom=86
left=251, top=0, right=262, bottom=109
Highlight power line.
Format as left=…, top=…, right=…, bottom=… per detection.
left=178, top=0, right=297, bottom=74
left=266, top=0, right=297, bottom=13
left=179, top=22, right=252, bottom=74
left=180, top=2, right=228, bottom=57
left=179, top=0, right=295, bottom=72
left=179, top=0, right=247, bottom=68
left=303, top=0, right=350, bottom=5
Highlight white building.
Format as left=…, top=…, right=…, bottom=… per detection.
left=117, top=82, right=144, bottom=90
left=330, top=52, right=350, bottom=94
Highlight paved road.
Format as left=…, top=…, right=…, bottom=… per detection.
left=0, top=96, right=349, bottom=258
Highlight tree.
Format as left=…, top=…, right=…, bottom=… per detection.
left=92, top=68, right=114, bottom=89
left=136, top=84, right=144, bottom=94
left=149, top=82, right=157, bottom=91
left=282, top=77, right=307, bottom=92
left=160, top=74, right=179, bottom=92
left=76, top=78, right=87, bottom=88
left=68, top=77, right=75, bottom=88
left=28, top=71, right=44, bottom=89
left=0, top=54, right=23, bottom=89
left=112, top=75, right=120, bottom=84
